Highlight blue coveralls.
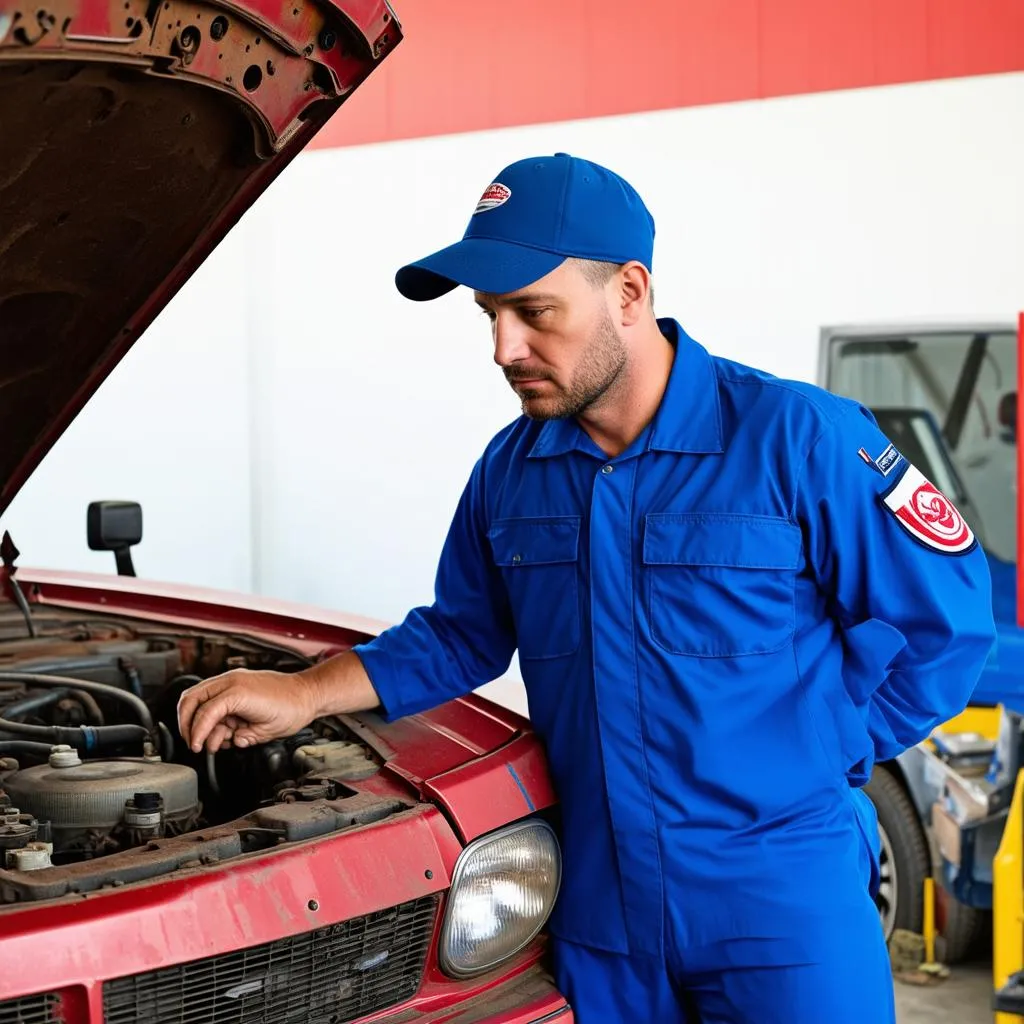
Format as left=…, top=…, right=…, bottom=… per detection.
left=355, top=319, right=996, bottom=1023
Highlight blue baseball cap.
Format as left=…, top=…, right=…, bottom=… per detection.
left=395, top=153, right=656, bottom=301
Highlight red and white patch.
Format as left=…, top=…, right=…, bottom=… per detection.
left=474, top=182, right=511, bottom=214
left=883, top=465, right=975, bottom=553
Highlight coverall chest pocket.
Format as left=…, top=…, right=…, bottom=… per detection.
left=643, top=513, right=802, bottom=658
left=488, top=516, right=581, bottom=660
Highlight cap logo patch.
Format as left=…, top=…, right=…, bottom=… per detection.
left=474, top=182, right=511, bottom=215
left=883, top=464, right=975, bottom=554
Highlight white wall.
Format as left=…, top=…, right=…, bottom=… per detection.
left=1, top=224, right=256, bottom=592
left=3, top=71, right=1022, bottom=716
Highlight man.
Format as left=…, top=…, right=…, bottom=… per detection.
left=179, top=153, right=996, bottom=1022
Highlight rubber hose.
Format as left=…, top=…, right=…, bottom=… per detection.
left=2, top=688, right=68, bottom=720
left=206, top=750, right=222, bottom=797
left=158, top=720, right=175, bottom=762
left=0, top=719, right=149, bottom=751
left=0, top=658, right=139, bottom=699
left=0, top=672, right=154, bottom=731
left=3, top=688, right=106, bottom=726
left=69, top=690, right=106, bottom=725
left=0, top=658, right=130, bottom=676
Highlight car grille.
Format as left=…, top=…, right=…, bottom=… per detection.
left=0, top=993, right=60, bottom=1024
left=102, top=895, right=438, bottom=1024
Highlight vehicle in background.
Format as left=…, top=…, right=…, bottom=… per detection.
left=820, top=321, right=1024, bottom=1020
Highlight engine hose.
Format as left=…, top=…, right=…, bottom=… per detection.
left=206, top=750, right=222, bottom=797
left=70, top=690, right=105, bottom=726
left=0, top=672, right=154, bottom=732
left=3, top=688, right=105, bottom=726
left=2, top=689, right=68, bottom=720
left=0, top=658, right=141, bottom=698
left=158, top=720, right=175, bottom=762
left=0, top=658, right=129, bottom=676
left=0, top=740, right=56, bottom=758
left=0, top=719, right=149, bottom=752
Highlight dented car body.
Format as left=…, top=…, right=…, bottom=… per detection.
left=0, top=2, right=572, bottom=1020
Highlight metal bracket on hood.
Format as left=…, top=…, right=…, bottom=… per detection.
left=0, top=532, right=35, bottom=640
left=0, top=0, right=389, bottom=154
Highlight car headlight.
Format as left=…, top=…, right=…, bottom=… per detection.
left=438, top=819, right=561, bottom=978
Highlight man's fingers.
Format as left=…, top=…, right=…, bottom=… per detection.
left=232, top=727, right=259, bottom=748
left=210, top=716, right=249, bottom=751
left=177, top=677, right=231, bottom=751
left=206, top=721, right=234, bottom=752
left=177, top=682, right=211, bottom=748
left=188, top=690, right=238, bottom=753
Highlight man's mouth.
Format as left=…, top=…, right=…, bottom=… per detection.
left=505, top=372, right=550, bottom=388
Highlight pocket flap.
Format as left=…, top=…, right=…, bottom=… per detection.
left=643, top=513, right=802, bottom=569
left=488, top=517, right=582, bottom=567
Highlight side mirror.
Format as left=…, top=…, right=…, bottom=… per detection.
left=998, top=391, right=1017, bottom=442
left=87, top=501, right=142, bottom=577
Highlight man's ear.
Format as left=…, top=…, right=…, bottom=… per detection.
left=618, top=262, right=652, bottom=326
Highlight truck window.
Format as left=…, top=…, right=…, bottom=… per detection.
left=825, top=330, right=1017, bottom=569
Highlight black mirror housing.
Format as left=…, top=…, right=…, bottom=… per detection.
left=87, top=501, right=142, bottom=576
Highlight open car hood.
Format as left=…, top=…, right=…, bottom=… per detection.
left=0, top=0, right=400, bottom=514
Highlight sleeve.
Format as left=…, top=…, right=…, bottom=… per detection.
left=351, top=455, right=517, bottom=722
left=794, top=402, right=997, bottom=765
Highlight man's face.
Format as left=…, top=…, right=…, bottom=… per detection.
left=474, top=261, right=627, bottom=421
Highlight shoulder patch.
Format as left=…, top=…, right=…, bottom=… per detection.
left=882, top=464, right=975, bottom=554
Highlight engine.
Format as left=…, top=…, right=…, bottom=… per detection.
left=0, top=611, right=401, bottom=902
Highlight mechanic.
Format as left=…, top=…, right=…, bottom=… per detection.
left=178, top=154, right=997, bottom=1023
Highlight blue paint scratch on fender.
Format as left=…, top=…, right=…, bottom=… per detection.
left=506, top=763, right=535, bottom=811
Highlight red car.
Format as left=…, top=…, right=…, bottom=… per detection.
left=0, top=2, right=572, bottom=1020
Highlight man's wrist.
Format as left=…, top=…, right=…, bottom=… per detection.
left=297, top=662, right=334, bottom=719
left=296, top=650, right=369, bottom=719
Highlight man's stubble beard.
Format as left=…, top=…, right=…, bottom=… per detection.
left=512, top=310, right=628, bottom=422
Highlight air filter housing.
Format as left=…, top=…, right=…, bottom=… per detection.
left=4, top=757, right=199, bottom=852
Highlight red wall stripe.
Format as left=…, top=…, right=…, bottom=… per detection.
left=315, top=0, right=1024, bottom=149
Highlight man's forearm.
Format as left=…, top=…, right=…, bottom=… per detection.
left=299, top=650, right=382, bottom=718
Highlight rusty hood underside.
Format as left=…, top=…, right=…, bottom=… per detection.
left=0, top=0, right=400, bottom=514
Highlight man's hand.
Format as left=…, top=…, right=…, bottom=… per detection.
left=177, top=670, right=319, bottom=754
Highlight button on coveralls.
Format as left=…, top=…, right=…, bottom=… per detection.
left=355, top=319, right=996, bottom=1023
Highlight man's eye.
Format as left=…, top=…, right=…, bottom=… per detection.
left=522, top=308, right=549, bottom=319
left=479, top=308, right=496, bottom=321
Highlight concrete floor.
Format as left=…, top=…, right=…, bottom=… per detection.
left=895, top=963, right=993, bottom=1023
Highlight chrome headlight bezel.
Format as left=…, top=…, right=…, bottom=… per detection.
left=438, top=818, right=562, bottom=979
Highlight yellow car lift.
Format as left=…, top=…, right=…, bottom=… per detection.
left=995, top=310, right=1024, bottom=1021
left=994, top=766, right=1024, bottom=1022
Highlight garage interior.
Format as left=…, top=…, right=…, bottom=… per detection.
left=0, top=1, right=1021, bottom=1022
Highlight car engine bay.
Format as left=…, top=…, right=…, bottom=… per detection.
left=0, top=605, right=408, bottom=905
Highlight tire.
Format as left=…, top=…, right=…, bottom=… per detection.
left=935, top=889, right=988, bottom=964
left=864, top=766, right=986, bottom=965
left=864, top=767, right=930, bottom=942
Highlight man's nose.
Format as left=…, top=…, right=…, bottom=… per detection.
left=492, top=316, right=532, bottom=367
